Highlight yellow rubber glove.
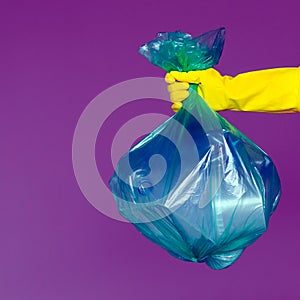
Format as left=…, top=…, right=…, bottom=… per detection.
left=165, top=67, right=300, bottom=113
left=165, top=73, right=189, bottom=112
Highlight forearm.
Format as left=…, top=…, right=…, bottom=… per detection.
left=217, top=67, right=300, bottom=113
left=167, top=67, right=300, bottom=113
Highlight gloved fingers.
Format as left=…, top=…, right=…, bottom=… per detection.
left=169, top=70, right=202, bottom=84
left=171, top=102, right=183, bottom=112
left=165, top=73, right=176, bottom=84
left=170, top=90, right=189, bottom=103
left=167, top=81, right=189, bottom=93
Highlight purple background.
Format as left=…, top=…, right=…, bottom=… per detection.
left=1, top=0, right=300, bottom=299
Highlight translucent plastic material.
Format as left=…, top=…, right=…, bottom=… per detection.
left=138, top=28, right=225, bottom=72
left=109, top=28, right=281, bottom=269
left=110, top=90, right=281, bottom=269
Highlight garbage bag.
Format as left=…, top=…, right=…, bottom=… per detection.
left=109, top=28, right=281, bottom=270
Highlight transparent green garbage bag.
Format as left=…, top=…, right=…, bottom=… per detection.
left=110, top=28, right=281, bottom=269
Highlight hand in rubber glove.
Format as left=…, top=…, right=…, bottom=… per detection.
left=165, top=73, right=189, bottom=112
left=165, top=68, right=233, bottom=112
left=165, top=67, right=300, bottom=113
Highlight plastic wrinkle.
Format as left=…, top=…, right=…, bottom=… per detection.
left=110, top=28, right=281, bottom=270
